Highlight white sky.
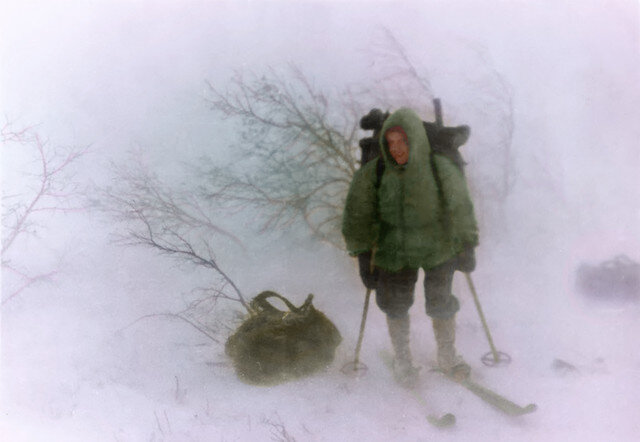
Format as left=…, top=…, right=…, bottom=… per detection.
left=1, top=0, right=639, bottom=237
left=2, top=0, right=638, bottom=144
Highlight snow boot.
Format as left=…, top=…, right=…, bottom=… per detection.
left=387, top=315, right=420, bottom=388
left=432, top=316, right=470, bottom=381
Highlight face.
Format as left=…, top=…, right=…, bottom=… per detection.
left=386, top=131, right=409, bottom=165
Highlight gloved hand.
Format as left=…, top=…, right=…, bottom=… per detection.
left=456, top=245, right=476, bottom=273
left=358, top=251, right=379, bottom=290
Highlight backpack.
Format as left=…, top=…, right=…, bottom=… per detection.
left=358, top=100, right=470, bottom=188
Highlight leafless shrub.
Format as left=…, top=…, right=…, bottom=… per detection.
left=202, top=28, right=517, bottom=247
left=1, top=121, right=89, bottom=305
left=103, top=151, right=254, bottom=341
left=203, top=64, right=364, bottom=248
left=362, top=27, right=435, bottom=111
left=459, top=43, right=516, bottom=203
left=103, top=29, right=518, bottom=340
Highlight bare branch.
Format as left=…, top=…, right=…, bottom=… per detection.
left=120, top=312, right=221, bottom=344
left=2, top=127, right=89, bottom=254
left=1, top=263, right=58, bottom=305
left=262, top=413, right=298, bottom=442
left=203, top=64, right=364, bottom=247
left=1, top=122, right=88, bottom=305
left=102, top=152, right=254, bottom=315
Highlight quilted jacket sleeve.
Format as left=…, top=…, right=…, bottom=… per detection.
left=435, top=156, right=479, bottom=249
left=341, top=161, right=379, bottom=255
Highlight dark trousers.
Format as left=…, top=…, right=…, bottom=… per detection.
left=375, top=259, right=460, bottom=319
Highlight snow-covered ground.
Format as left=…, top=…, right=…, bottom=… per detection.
left=2, top=1, right=640, bottom=441
left=2, top=209, right=639, bottom=441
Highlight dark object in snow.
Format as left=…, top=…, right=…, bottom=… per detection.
left=225, top=291, right=342, bottom=385
left=358, top=104, right=470, bottom=170
left=551, top=358, right=579, bottom=375
left=576, top=255, right=640, bottom=301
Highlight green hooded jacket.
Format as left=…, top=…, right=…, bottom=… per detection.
left=342, top=108, right=479, bottom=272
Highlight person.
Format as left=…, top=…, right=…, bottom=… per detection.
left=342, top=107, right=479, bottom=387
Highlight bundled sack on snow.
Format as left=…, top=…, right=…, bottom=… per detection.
left=576, top=255, right=640, bottom=301
left=225, top=291, right=342, bottom=385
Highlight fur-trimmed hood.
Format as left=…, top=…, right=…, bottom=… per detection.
left=379, top=107, right=431, bottom=171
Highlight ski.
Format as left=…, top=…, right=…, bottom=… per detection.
left=411, top=388, right=456, bottom=428
left=435, top=369, right=537, bottom=416
left=380, top=351, right=456, bottom=428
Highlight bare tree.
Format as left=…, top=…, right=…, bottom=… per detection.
left=363, top=27, right=435, bottom=111
left=203, top=64, right=365, bottom=248
left=1, top=121, right=89, bottom=305
left=368, top=30, right=517, bottom=205
left=103, top=29, right=518, bottom=332
left=461, top=43, right=516, bottom=202
left=103, top=151, right=255, bottom=341
left=201, top=28, right=517, bottom=247
left=103, top=65, right=366, bottom=339
left=365, top=30, right=518, bottom=233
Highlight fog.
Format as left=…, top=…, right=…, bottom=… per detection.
left=2, top=1, right=640, bottom=441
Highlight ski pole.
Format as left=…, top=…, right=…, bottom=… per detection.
left=353, top=287, right=372, bottom=366
left=342, top=250, right=377, bottom=374
left=341, top=287, right=372, bottom=375
left=464, top=272, right=511, bottom=366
